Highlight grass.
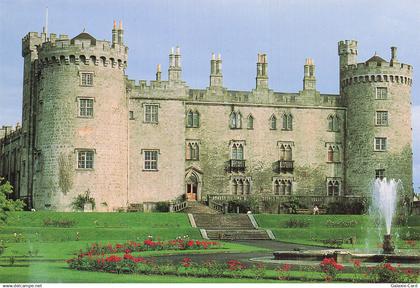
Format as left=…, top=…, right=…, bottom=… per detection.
left=0, top=212, right=419, bottom=283
left=254, top=214, right=420, bottom=249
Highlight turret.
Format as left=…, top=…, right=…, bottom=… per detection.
left=168, top=46, right=182, bottom=82
left=340, top=40, right=413, bottom=197
left=209, top=53, right=223, bottom=88
left=112, top=20, right=118, bottom=46
left=28, top=24, right=129, bottom=211
left=338, top=40, right=358, bottom=70
left=156, top=64, right=161, bottom=81
left=256, top=53, right=268, bottom=89
left=303, top=58, right=316, bottom=90
left=117, top=20, right=124, bottom=45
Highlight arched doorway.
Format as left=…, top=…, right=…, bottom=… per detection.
left=186, top=174, right=198, bottom=201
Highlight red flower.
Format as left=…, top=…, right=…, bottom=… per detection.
left=281, top=263, right=292, bottom=272
left=105, top=255, right=122, bottom=263
left=125, top=249, right=131, bottom=254
left=187, top=240, right=194, bottom=247
left=384, top=263, right=396, bottom=271
left=352, top=259, right=361, bottom=268
left=181, top=257, right=192, bottom=267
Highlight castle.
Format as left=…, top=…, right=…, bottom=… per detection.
left=0, top=22, right=413, bottom=212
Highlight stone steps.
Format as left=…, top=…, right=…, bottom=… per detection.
left=193, top=213, right=255, bottom=229
left=205, top=229, right=272, bottom=240
left=181, top=202, right=221, bottom=214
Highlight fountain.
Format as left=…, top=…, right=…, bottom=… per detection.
left=268, top=178, right=420, bottom=266
left=371, top=178, right=398, bottom=254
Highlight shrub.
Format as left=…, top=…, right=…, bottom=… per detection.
left=43, top=218, right=76, bottom=228
left=154, top=202, right=169, bottom=212
left=319, top=258, right=344, bottom=282
left=326, top=219, right=358, bottom=228
left=284, top=218, right=309, bottom=228
left=71, top=190, right=95, bottom=211
left=0, top=178, right=25, bottom=224
left=368, top=262, right=419, bottom=283
left=327, top=199, right=367, bottom=214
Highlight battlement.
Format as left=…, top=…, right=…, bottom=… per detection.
left=36, top=35, right=127, bottom=69
left=338, top=40, right=358, bottom=55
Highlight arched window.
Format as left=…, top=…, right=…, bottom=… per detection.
left=230, top=111, right=242, bottom=129
left=270, top=115, right=277, bottom=130
left=231, top=143, right=244, bottom=160
left=285, top=145, right=292, bottom=161
left=328, top=115, right=334, bottom=131
left=247, top=114, right=254, bottom=129
left=282, top=113, right=293, bottom=130
left=187, top=111, right=194, bottom=127
left=187, top=110, right=200, bottom=128
left=327, top=146, right=334, bottom=162
left=193, top=111, right=200, bottom=127
left=186, top=142, right=199, bottom=160
left=327, top=180, right=340, bottom=196
left=279, top=145, right=286, bottom=160
left=285, top=180, right=292, bottom=195
left=328, top=114, right=340, bottom=132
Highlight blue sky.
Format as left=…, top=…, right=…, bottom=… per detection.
left=0, top=0, right=419, bottom=192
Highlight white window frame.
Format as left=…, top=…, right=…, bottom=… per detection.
left=76, top=149, right=94, bottom=169
left=375, top=111, right=389, bottom=126
left=326, top=177, right=341, bottom=196
left=144, top=104, right=159, bottom=123
left=376, top=87, right=388, bottom=100
left=80, top=72, right=94, bottom=86
left=374, top=137, right=387, bottom=151
left=143, top=149, right=159, bottom=171
left=78, top=98, right=94, bottom=118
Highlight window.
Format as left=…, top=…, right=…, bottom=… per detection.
left=326, top=144, right=340, bottom=162
left=81, top=72, right=93, bottom=86
left=129, top=111, right=134, bottom=120
left=247, top=115, right=254, bottom=129
left=79, top=98, right=93, bottom=117
left=327, top=179, right=340, bottom=196
left=144, top=150, right=158, bottom=171
left=229, top=111, right=242, bottom=129
left=374, top=137, right=387, bottom=151
left=274, top=179, right=292, bottom=195
left=144, top=104, right=159, bottom=123
left=279, top=144, right=293, bottom=161
left=231, top=143, right=244, bottom=160
left=270, top=115, right=277, bottom=130
left=77, top=150, right=94, bottom=169
left=232, top=177, right=252, bottom=195
left=375, top=169, right=385, bottom=180
left=376, top=87, right=387, bottom=99
left=186, top=141, right=199, bottom=160
left=187, top=110, right=200, bottom=128
left=376, top=111, right=388, bottom=126
left=328, top=115, right=340, bottom=132
left=282, top=113, right=293, bottom=131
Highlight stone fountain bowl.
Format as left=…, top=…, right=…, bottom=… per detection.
left=273, top=250, right=420, bottom=264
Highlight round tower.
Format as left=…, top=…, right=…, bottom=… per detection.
left=32, top=24, right=128, bottom=211
left=339, top=41, right=413, bottom=196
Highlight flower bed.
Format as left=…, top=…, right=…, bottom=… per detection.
left=74, top=238, right=220, bottom=258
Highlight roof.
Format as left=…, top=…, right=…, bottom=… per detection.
left=366, top=54, right=387, bottom=64
left=70, top=32, right=96, bottom=45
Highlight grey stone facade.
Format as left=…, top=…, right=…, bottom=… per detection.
left=0, top=26, right=413, bottom=212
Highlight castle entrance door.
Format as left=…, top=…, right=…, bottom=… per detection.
left=186, top=174, right=198, bottom=201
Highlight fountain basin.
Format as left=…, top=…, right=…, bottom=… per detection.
left=273, top=250, right=420, bottom=264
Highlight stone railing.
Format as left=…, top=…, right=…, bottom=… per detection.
left=207, top=194, right=367, bottom=209
left=170, top=200, right=188, bottom=212
left=208, top=199, right=225, bottom=213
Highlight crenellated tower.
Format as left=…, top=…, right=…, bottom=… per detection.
left=340, top=40, right=413, bottom=196
left=23, top=22, right=129, bottom=211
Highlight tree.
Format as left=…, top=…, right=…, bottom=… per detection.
left=0, top=177, right=25, bottom=224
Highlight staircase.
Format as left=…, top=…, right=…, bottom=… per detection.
left=182, top=201, right=221, bottom=214
left=191, top=213, right=274, bottom=240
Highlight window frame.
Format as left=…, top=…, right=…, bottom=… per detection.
left=270, top=115, right=277, bottom=130
left=186, top=141, right=200, bottom=161
left=144, top=104, right=159, bottom=124
left=374, top=137, right=387, bottom=151
left=375, top=111, right=389, bottom=126
left=76, top=149, right=94, bottom=170
left=78, top=97, right=94, bottom=118
left=282, top=113, right=293, bottom=131
left=80, top=72, right=94, bottom=87
left=143, top=149, right=159, bottom=171
left=326, top=178, right=341, bottom=196
left=247, top=114, right=254, bottom=130
left=376, top=87, right=388, bottom=100
left=375, top=169, right=385, bottom=180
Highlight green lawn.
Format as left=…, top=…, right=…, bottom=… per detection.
left=0, top=212, right=418, bottom=283
left=254, top=214, right=420, bottom=249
